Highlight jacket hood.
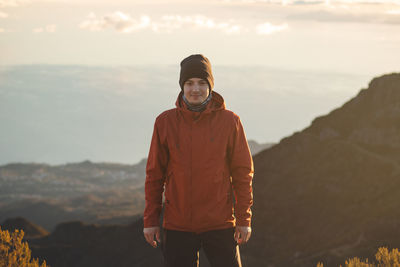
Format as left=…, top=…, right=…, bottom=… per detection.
left=175, top=90, right=226, bottom=114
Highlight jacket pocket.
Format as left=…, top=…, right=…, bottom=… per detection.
left=212, top=170, right=231, bottom=201
left=207, top=170, right=234, bottom=222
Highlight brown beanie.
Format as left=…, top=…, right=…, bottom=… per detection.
left=179, top=54, right=214, bottom=91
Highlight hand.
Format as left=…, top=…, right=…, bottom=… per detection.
left=234, top=226, right=252, bottom=245
left=143, top=226, right=161, bottom=248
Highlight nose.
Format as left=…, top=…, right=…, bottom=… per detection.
left=192, top=83, right=200, bottom=91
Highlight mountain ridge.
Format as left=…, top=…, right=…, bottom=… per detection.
left=245, top=72, right=400, bottom=266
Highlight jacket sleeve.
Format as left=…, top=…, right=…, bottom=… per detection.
left=143, top=116, right=169, bottom=228
left=229, top=116, right=254, bottom=227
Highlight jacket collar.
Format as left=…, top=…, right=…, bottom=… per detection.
left=175, top=90, right=226, bottom=116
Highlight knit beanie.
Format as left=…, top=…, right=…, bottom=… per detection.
left=179, top=54, right=214, bottom=91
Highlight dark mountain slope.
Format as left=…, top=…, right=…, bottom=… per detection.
left=244, top=73, right=400, bottom=266
left=28, top=218, right=163, bottom=267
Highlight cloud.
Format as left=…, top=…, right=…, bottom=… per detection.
left=287, top=8, right=400, bottom=24
left=0, top=0, right=72, bottom=7
left=80, top=12, right=246, bottom=34
left=33, top=24, right=57, bottom=33
left=153, top=15, right=243, bottom=34
left=224, top=0, right=400, bottom=4
left=79, top=11, right=150, bottom=33
left=386, top=9, right=400, bottom=14
left=291, top=0, right=327, bottom=5
left=256, top=22, right=288, bottom=34
left=80, top=12, right=290, bottom=35
left=0, top=0, right=29, bottom=8
left=45, top=24, right=56, bottom=32
left=0, top=27, right=13, bottom=32
left=234, top=0, right=397, bottom=25
left=79, top=12, right=244, bottom=34
left=0, top=11, right=8, bottom=18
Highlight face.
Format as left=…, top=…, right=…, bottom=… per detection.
left=183, top=78, right=210, bottom=106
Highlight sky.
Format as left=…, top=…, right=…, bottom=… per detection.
left=1, top=0, right=400, bottom=74
left=0, top=65, right=372, bottom=165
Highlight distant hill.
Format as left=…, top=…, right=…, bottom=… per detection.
left=1, top=217, right=48, bottom=239
left=0, top=159, right=147, bottom=231
left=247, top=140, right=275, bottom=155
left=243, top=73, right=400, bottom=266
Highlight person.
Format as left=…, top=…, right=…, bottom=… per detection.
left=143, top=54, right=254, bottom=267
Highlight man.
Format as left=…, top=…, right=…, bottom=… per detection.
left=143, top=54, right=254, bottom=267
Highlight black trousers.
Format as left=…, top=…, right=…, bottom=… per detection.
left=162, top=227, right=242, bottom=267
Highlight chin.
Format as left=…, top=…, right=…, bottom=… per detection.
left=189, top=98, right=203, bottom=105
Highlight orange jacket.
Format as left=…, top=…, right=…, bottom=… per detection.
left=143, top=91, right=254, bottom=233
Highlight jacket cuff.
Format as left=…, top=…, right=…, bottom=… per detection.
left=143, top=216, right=160, bottom=228
left=236, top=218, right=251, bottom=227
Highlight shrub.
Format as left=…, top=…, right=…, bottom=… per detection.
left=375, top=247, right=400, bottom=267
left=0, top=226, right=48, bottom=267
left=317, top=247, right=400, bottom=267
left=342, top=257, right=373, bottom=267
